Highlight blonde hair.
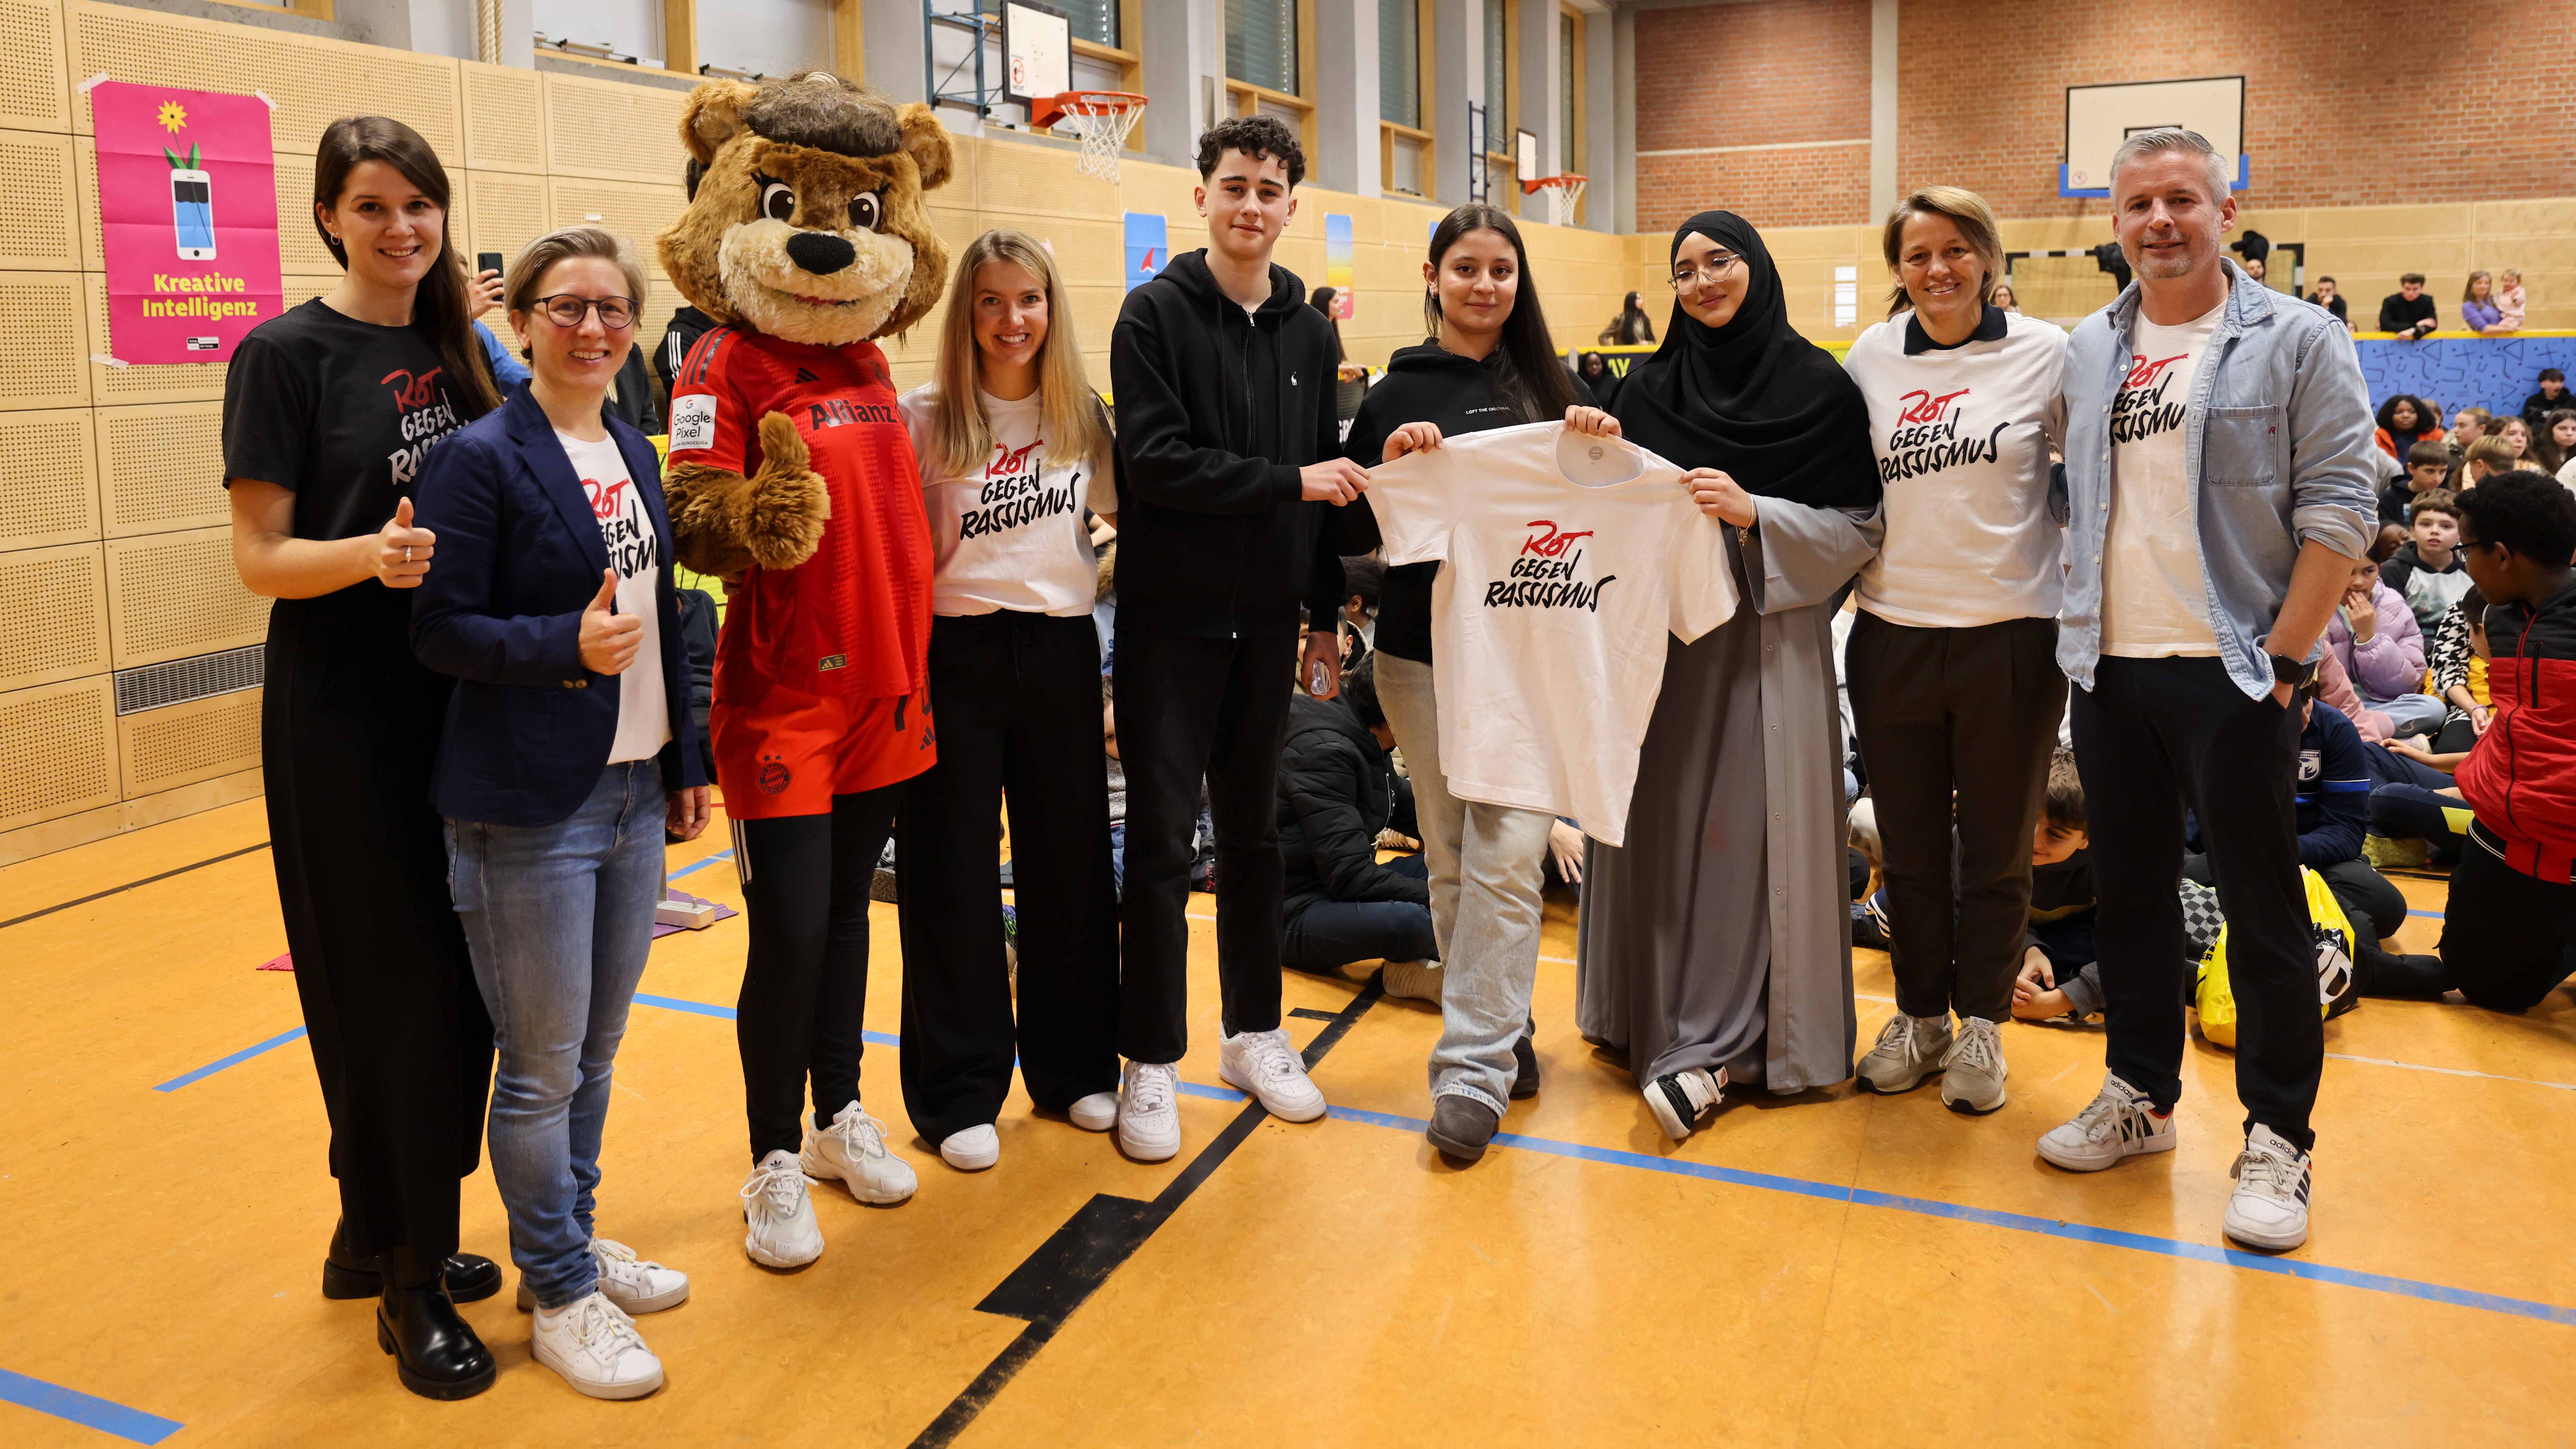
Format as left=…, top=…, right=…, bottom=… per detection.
left=922, top=229, right=1112, bottom=480
left=503, top=226, right=649, bottom=320
left=2464, top=434, right=2518, bottom=477
left=1881, top=186, right=2003, bottom=317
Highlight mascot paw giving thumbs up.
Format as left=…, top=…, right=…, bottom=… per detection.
left=655, top=71, right=953, bottom=1245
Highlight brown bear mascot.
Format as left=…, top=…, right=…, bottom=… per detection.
left=655, top=70, right=953, bottom=1263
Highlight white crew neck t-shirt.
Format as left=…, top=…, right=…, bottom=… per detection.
left=1845, top=307, right=2069, bottom=627
left=1365, top=422, right=1736, bottom=845
left=900, top=383, right=1116, bottom=617
left=2101, top=300, right=2224, bottom=658
left=556, top=430, right=672, bottom=765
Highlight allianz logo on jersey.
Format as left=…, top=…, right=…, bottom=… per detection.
left=1486, top=520, right=1619, bottom=612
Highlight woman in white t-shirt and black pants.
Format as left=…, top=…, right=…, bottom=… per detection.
left=410, top=228, right=712, bottom=1399
left=895, top=230, right=1124, bottom=1172
left=1841, top=188, right=2070, bottom=1115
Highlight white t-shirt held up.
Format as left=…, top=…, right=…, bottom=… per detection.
left=556, top=430, right=671, bottom=765
left=900, top=383, right=1116, bottom=617
left=1365, top=422, right=1737, bottom=845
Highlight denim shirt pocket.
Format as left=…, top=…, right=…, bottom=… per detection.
left=2203, top=404, right=2288, bottom=488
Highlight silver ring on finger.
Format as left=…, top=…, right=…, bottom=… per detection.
left=403, top=545, right=412, bottom=563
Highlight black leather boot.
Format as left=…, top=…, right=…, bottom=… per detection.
left=375, top=1249, right=497, bottom=1401
left=323, top=1220, right=501, bottom=1303
left=1510, top=1032, right=1541, bottom=1100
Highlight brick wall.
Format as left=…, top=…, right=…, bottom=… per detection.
left=1898, top=0, right=2576, bottom=219
left=1632, top=0, right=1870, bottom=231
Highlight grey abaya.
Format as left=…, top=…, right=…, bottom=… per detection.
left=1576, top=495, right=1881, bottom=1093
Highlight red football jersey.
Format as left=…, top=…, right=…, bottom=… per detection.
left=667, top=326, right=933, bottom=704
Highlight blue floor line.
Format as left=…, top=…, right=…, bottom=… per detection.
left=631, top=992, right=897, bottom=1047
left=2407, top=909, right=2443, bottom=919
left=0, top=1367, right=181, bottom=1445
left=151, top=1027, right=307, bottom=1093
left=1316, top=1102, right=2576, bottom=1327
left=665, top=849, right=735, bottom=884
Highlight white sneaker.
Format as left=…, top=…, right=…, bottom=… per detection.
left=516, top=1238, right=690, bottom=1313
left=1644, top=1066, right=1724, bottom=1140
left=940, top=1124, right=1000, bottom=1171
left=2223, top=1124, right=2313, bottom=1251
left=1939, top=1017, right=2008, bottom=1115
left=1855, top=1011, right=1952, bottom=1094
left=1218, top=1026, right=1327, bottom=1122
left=531, top=1291, right=663, bottom=1400
left=800, top=1101, right=918, bottom=1205
left=740, top=1150, right=824, bottom=1268
left=2036, top=1071, right=2176, bottom=1172
left=1381, top=959, right=1443, bottom=1002
left=1117, top=1060, right=1182, bottom=1162
left=1067, top=1091, right=1118, bottom=1132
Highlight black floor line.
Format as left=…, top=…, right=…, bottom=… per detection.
left=909, top=982, right=1386, bottom=1449
left=0, top=840, right=272, bottom=933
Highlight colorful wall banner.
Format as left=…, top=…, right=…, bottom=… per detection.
left=1123, top=210, right=1167, bottom=292
left=91, top=80, right=282, bottom=365
left=1323, top=213, right=1354, bottom=318
left=2354, top=335, right=2576, bottom=418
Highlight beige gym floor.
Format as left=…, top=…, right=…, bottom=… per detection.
left=3, top=796, right=2571, bottom=1446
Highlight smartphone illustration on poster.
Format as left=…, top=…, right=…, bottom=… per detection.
left=171, top=168, right=215, bottom=260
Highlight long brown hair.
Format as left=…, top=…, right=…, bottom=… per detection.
left=922, top=229, right=1113, bottom=481
left=1421, top=205, right=1587, bottom=423
left=312, top=116, right=499, bottom=417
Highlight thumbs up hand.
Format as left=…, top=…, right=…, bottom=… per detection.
left=374, top=495, right=438, bottom=588
left=578, top=568, right=643, bottom=675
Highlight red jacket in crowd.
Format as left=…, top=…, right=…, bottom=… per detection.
left=2457, top=577, right=2576, bottom=880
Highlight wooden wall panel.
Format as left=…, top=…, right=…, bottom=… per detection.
left=0, top=540, right=107, bottom=691
left=461, top=59, right=546, bottom=175
left=0, top=674, right=118, bottom=833
left=0, top=125, right=75, bottom=268
left=85, top=272, right=220, bottom=404
left=0, top=405, right=98, bottom=550
left=103, top=525, right=265, bottom=669
left=0, top=0, right=69, bottom=135
left=0, top=268, right=87, bottom=409
left=95, top=401, right=223, bottom=538
left=542, top=72, right=686, bottom=186
left=118, top=683, right=260, bottom=796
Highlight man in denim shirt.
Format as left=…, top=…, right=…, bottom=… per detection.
left=2034, top=129, right=2376, bottom=1256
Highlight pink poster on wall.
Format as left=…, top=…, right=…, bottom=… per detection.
left=89, top=80, right=282, bottom=365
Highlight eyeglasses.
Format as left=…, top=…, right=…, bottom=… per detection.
left=529, top=293, right=637, bottom=330
left=1668, top=253, right=1744, bottom=291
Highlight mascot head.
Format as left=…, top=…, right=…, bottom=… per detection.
left=657, top=71, right=954, bottom=347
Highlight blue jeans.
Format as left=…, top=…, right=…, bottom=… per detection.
left=2365, top=692, right=2447, bottom=739
left=446, top=762, right=668, bottom=1309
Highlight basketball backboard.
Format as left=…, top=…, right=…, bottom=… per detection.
left=2061, top=76, right=2246, bottom=197
left=1002, top=0, right=1071, bottom=109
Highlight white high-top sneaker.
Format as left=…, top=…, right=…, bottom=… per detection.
left=1217, top=1027, right=1327, bottom=1122
left=531, top=1291, right=663, bottom=1400
left=800, top=1101, right=918, bottom=1204
left=740, top=1149, right=824, bottom=1268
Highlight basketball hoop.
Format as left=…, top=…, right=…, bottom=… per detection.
left=1035, top=90, right=1147, bottom=183
left=1523, top=173, right=1586, bottom=228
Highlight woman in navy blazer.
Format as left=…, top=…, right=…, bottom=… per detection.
left=410, top=227, right=707, bottom=1402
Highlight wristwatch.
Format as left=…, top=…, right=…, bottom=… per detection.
left=2268, top=652, right=2317, bottom=691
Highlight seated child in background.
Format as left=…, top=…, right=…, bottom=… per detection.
left=2381, top=490, right=2472, bottom=631
left=2377, top=441, right=2452, bottom=526
left=2327, top=551, right=2445, bottom=738
left=2425, top=588, right=2492, bottom=754
left=2365, top=592, right=2493, bottom=867
left=2010, top=752, right=2103, bottom=1021
left=1274, top=653, right=1436, bottom=990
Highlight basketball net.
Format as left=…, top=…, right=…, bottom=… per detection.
left=1525, top=174, right=1586, bottom=228
left=1038, top=91, right=1148, bottom=183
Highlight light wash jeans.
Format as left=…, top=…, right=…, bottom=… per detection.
left=2366, top=691, right=2448, bottom=739
left=446, top=761, right=668, bottom=1309
left=1375, top=653, right=1555, bottom=1116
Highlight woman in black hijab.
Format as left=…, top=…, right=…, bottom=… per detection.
left=1575, top=350, right=1618, bottom=406
left=1598, top=290, right=1656, bottom=345
left=1577, top=211, right=1882, bottom=1143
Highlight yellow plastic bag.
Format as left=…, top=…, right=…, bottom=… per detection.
left=2194, top=867, right=2359, bottom=1048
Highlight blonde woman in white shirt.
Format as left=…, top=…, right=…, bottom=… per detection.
left=1840, top=187, right=2070, bottom=1115
left=895, top=229, right=1122, bottom=1172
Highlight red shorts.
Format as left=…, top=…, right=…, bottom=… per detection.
left=712, top=684, right=935, bottom=819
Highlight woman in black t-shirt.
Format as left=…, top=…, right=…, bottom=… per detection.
left=222, top=116, right=502, bottom=1402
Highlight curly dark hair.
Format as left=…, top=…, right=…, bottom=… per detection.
left=2456, top=471, right=2576, bottom=566
left=1195, top=114, right=1304, bottom=187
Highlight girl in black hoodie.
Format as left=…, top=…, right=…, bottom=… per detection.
left=1343, top=205, right=1620, bottom=1165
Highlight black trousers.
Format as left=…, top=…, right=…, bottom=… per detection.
left=895, top=612, right=1119, bottom=1143
left=1113, top=628, right=1297, bottom=1063
left=2439, top=824, right=2576, bottom=1012
left=2071, top=655, right=2321, bottom=1152
left=266, top=605, right=492, bottom=1273
left=1846, top=613, right=2065, bottom=1023
left=1282, top=855, right=1435, bottom=974
left=734, top=786, right=901, bottom=1161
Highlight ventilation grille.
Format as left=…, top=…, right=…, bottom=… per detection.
left=121, top=684, right=261, bottom=793
left=0, top=129, right=76, bottom=267
left=543, top=73, right=686, bottom=184
left=0, top=408, right=99, bottom=549
left=98, top=402, right=225, bottom=536
left=463, top=169, right=549, bottom=273
left=0, top=677, right=117, bottom=832
left=0, top=544, right=108, bottom=691
left=70, top=4, right=462, bottom=157
left=115, top=643, right=261, bottom=715
left=105, top=528, right=267, bottom=668
left=0, top=0, right=68, bottom=134
left=463, top=61, right=546, bottom=174
left=0, top=273, right=89, bottom=410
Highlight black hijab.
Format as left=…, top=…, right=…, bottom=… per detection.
left=1615, top=211, right=1880, bottom=511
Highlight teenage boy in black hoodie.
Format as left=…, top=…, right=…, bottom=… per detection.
left=1104, top=115, right=1370, bottom=1161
